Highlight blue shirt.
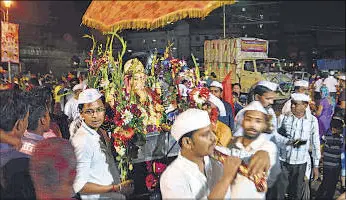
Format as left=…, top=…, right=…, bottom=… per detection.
left=0, top=143, right=29, bottom=168
left=218, top=100, right=234, bottom=130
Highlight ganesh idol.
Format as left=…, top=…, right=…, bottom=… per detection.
left=123, top=58, right=164, bottom=133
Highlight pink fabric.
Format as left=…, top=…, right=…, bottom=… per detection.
left=43, top=129, right=58, bottom=139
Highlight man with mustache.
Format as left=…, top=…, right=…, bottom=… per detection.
left=234, top=81, right=278, bottom=140
left=273, top=93, right=321, bottom=200
left=70, top=89, right=133, bottom=199
left=281, top=80, right=311, bottom=115
left=233, top=81, right=281, bottom=197
left=228, top=101, right=277, bottom=199
left=160, top=108, right=271, bottom=199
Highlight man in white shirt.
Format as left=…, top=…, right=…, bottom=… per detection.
left=282, top=80, right=311, bottom=115
left=324, top=70, right=338, bottom=98
left=228, top=101, right=277, bottom=199
left=273, top=93, right=321, bottom=200
left=234, top=81, right=278, bottom=140
left=160, top=109, right=241, bottom=199
left=160, top=109, right=271, bottom=199
left=280, top=80, right=314, bottom=191
left=64, top=83, right=85, bottom=122
left=70, top=89, right=132, bottom=199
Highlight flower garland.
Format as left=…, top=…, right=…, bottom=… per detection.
left=188, top=87, right=210, bottom=108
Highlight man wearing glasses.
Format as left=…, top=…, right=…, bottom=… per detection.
left=70, top=88, right=133, bottom=199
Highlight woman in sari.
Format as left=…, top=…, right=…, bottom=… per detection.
left=316, top=86, right=335, bottom=139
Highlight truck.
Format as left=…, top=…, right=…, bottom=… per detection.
left=204, top=37, right=292, bottom=99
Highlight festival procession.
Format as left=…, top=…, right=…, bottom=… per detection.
left=0, top=0, right=346, bottom=199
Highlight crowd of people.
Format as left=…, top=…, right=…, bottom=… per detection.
left=0, top=68, right=346, bottom=200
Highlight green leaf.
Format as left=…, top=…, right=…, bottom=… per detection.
left=116, top=156, right=121, bottom=161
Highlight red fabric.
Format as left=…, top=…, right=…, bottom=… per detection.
left=222, top=70, right=235, bottom=117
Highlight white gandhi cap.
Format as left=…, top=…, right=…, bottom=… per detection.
left=78, top=88, right=102, bottom=105
left=237, top=101, right=268, bottom=120
left=210, top=81, right=223, bottom=90
left=291, top=93, right=310, bottom=102
left=242, top=101, right=268, bottom=115
left=257, top=81, right=278, bottom=91
left=73, top=83, right=87, bottom=91
left=171, top=108, right=211, bottom=141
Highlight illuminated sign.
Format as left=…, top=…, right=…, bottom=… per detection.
left=241, top=39, right=267, bottom=53
left=1, top=21, right=19, bottom=63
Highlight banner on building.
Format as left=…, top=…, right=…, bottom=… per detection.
left=1, top=21, right=19, bottom=63
left=241, top=39, right=267, bottom=53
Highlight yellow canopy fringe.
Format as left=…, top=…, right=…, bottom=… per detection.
left=82, top=1, right=236, bottom=33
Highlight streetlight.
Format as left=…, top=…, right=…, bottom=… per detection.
left=1, top=0, right=11, bottom=22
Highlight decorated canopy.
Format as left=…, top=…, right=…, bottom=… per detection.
left=82, top=0, right=236, bottom=33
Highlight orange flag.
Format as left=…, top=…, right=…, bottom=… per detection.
left=222, top=70, right=235, bottom=117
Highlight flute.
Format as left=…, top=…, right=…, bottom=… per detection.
left=212, top=146, right=268, bottom=192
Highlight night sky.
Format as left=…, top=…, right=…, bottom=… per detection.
left=6, top=1, right=346, bottom=49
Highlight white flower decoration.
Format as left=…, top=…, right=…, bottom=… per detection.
left=123, top=109, right=133, bottom=125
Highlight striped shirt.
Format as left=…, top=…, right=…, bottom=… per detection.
left=322, top=133, right=344, bottom=167
left=274, top=113, right=321, bottom=167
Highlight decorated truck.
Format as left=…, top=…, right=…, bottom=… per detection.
left=204, top=37, right=292, bottom=99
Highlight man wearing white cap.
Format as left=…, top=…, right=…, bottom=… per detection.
left=70, top=89, right=132, bottom=199
left=160, top=108, right=271, bottom=199
left=324, top=70, right=338, bottom=98
left=64, top=83, right=86, bottom=122
left=160, top=108, right=241, bottom=199
left=281, top=80, right=311, bottom=115
left=272, top=93, right=321, bottom=200
left=281, top=80, right=315, bottom=195
left=234, top=81, right=278, bottom=140
left=227, top=101, right=277, bottom=199
left=209, top=81, right=235, bottom=130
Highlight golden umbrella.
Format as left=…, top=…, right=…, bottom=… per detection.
left=82, top=0, right=236, bottom=33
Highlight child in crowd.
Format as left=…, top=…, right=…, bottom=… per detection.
left=316, top=118, right=345, bottom=200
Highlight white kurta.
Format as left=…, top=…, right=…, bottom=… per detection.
left=160, top=153, right=231, bottom=199
left=70, top=122, right=114, bottom=199
left=229, top=135, right=277, bottom=199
